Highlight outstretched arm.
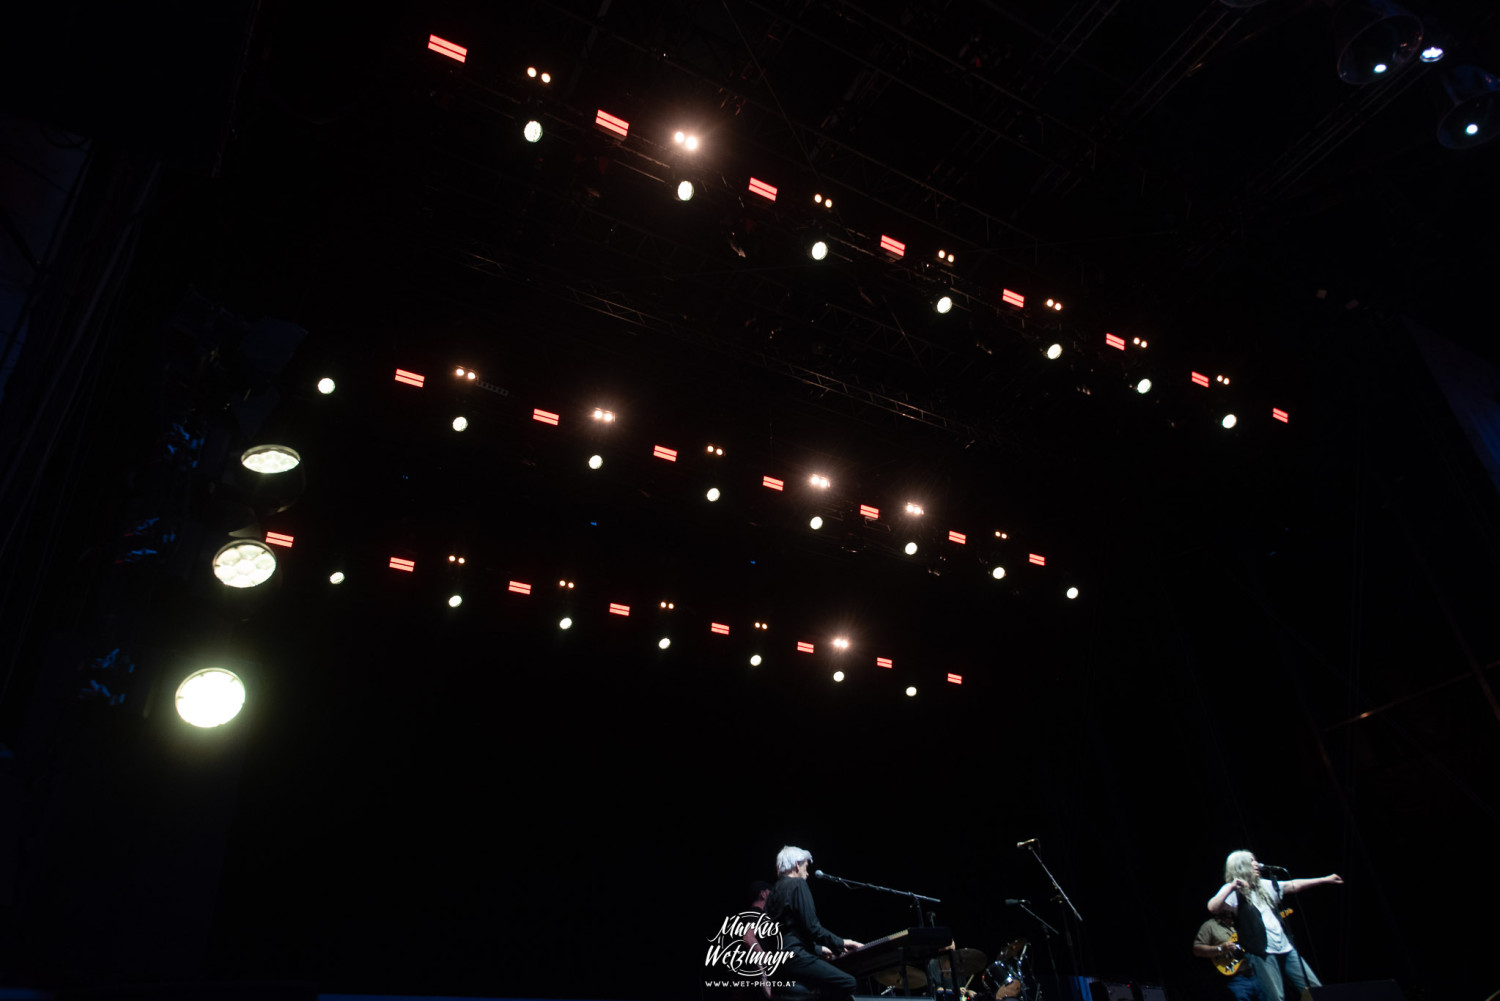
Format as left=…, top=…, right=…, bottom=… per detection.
left=1282, top=874, right=1344, bottom=894
left=1208, top=878, right=1248, bottom=914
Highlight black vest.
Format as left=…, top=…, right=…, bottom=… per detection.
left=1232, top=882, right=1280, bottom=957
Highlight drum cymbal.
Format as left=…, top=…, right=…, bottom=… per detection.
left=873, top=966, right=928, bottom=989
left=1000, top=938, right=1030, bottom=962
left=953, top=948, right=989, bottom=977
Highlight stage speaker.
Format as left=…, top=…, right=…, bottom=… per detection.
left=1307, top=982, right=1406, bottom=1001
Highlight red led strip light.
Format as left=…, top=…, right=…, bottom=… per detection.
left=946, top=673, right=963, bottom=685
left=762, top=475, right=784, bottom=491
left=652, top=445, right=678, bottom=462
left=532, top=408, right=559, bottom=425
left=748, top=177, right=778, bottom=201
left=710, top=622, right=730, bottom=636
left=394, top=368, right=425, bottom=388
left=876, top=657, right=893, bottom=669
left=859, top=504, right=880, bottom=520
left=609, top=603, right=631, bottom=616
left=796, top=641, right=815, bottom=654
left=389, top=557, right=416, bottom=572
left=1028, top=553, right=1046, bottom=566
left=507, top=580, right=532, bottom=595
left=1272, top=408, right=1289, bottom=424
left=1191, top=371, right=1210, bottom=387
left=947, top=530, right=966, bottom=544
left=1105, top=333, right=1126, bottom=350
left=879, top=235, right=905, bottom=257
left=427, top=35, right=467, bottom=63
left=594, top=110, right=629, bottom=138
left=265, top=531, right=294, bottom=548
left=1001, top=289, right=1025, bottom=308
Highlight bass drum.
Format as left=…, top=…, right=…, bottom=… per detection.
left=979, top=960, right=1024, bottom=1000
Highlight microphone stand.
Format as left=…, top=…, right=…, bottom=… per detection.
left=1009, top=902, right=1059, bottom=1001
left=816, top=873, right=942, bottom=998
left=1019, top=844, right=1083, bottom=986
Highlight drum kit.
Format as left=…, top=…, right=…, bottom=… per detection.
left=871, top=938, right=1032, bottom=999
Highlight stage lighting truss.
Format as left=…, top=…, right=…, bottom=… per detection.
left=212, top=540, right=277, bottom=588
left=241, top=444, right=300, bottom=474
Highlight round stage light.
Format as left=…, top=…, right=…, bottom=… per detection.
left=1373, top=62, right=1388, bottom=74
left=685, top=135, right=699, bottom=151
left=540, top=72, right=551, bottom=84
left=241, top=444, right=300, bottom=474
left=905, top=686, right=917, bottom=697
left=448, top=594, right=463, bottom=608
left=706, top=487, right=721, bottom=502
left=588, top=454, right=603, bottom=469
left=1067, top=587, right=1080, bottom=599
left=935, top=295, right=953, bottom=314
left=673, top=130, right=685, bottom=143
left=658, top=637, right=671, bottom=650
left=750, top=654, right=763, bottom=666
left=527, top=66, right=537, bottom=78
left=212, top=540, right=277, bottom=588
left=809, top=516, right=824, bottom=530
left=1467, top=122, right=1480, bottom=135
left=904, top=542, right=918, bottom=555
left=809, top=240, right=829, bottom=261
left=1046, top=343, right=1063, bottom=360
left=316, top=377, right=335, bottom=395
left=676, top=180, right=695, bottom=202
left=991, top=566, right=1006, bottom=580
left=524, top=120, right=543, bottom=143
left=175, top=668, right=246, bottom=728
left=1137, top=378, right=1153, bottom=394
left=560, top=617, right=573, bottom=630
left=329, top=571, right=345, bottom=584
left=1222, top=413, right=1238, bottom=429
left=833, top=671, right=845, bottom=683
left=452, top=416, right=468, bottom=432
left=1421, top=46, right=1444, bottom=63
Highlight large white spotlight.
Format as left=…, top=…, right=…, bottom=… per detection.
left=1046, top=343, right=1063, bottom=360
left=991, top=566, right=1006, bottom=580
left=809, top=240, right=829, bottom=261
left=833, top=671, right=845, bottom=683
left=676, top=180, right=695, bottom=202
left=241, top=445, right=300, bottom=474
left=560, top=617, right=573, bottom=630
left=706, top=487, right=721, bottom=502
left=904, top=542, right=918, bottom=555
left=935, top=295, right=953, bottom=314
left=448, top=594, right=463, bottom=608
left=1066, top=587, right=1080, bottom=599
left=452, top=416, right=468, bottom=432
left=905, top=685, right=917, bottom=697
left=809, top=516, right=824, bottom=530
left=1222, top=413, right=1238, bottom=429
left=1136, top=379, right=1153, bottom=394
left=316, top=377, right=335, bottom=395
left=175, top=668, right=246, bottom=728
left=749, top=654, right=762, bottom=667
left=658, top=637, right=671, bottom=650
left=212, top=540, right=277, bottom=588
left=588, top=454, right=603, bottom=470
left=329, top=571, right=345, bottom=584
left=523, top=120, right=543, bottom=143
left=1421, top=46, right=1444, bottom=63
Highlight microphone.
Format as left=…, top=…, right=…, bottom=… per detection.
left=1016, top=838, right=1039, bottom=849
left=1256, top=864, right=1290, bottom=878
left=1005, top=899, right=1029, bottom=905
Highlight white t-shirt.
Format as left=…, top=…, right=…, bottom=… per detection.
left=1226, top=881, right=1289, bottom=954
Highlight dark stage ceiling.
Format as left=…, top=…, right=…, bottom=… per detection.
left=2, top=1, right=1499, bottom=1000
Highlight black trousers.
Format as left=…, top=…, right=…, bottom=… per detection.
left=780, top=953, right=856, bottom=999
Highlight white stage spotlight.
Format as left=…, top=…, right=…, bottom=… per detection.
left=316, top=377, right=335, bottom=395
left=991, top=566, right=1006, bottom=580
left=1067, top=587, right=1080, bottom=599
left=833, top=671, right=845, bottom=682
left=750, top=654, right=762, bottom=666
left=329, top=571, right=345, bottom=584
left=1136, top=378, right=1152, bottom=394
left=212, top=540, right=277, bottom=588
left=175, top=668, right=246, bottom=728
left=905, top=686, right=917, bottom=697
left=588, top=454, right=604, bottom=469
left=1046, top=343, right=1063, bottom=360
left=524, top=120, right=543, bottom=143
left=809, top=240, right=829, bottom=261
left=448, top=595, right=463, bottom=608
left=452, top=416, right=468, bottom=432
left=676, top=180, right=695, bottom=201
left=904, top=542, right=918, bottom=555
left=658, top=637, right=671, bottom=650
left=560, top=617, right=573, bottom=630
left=706, top=487, right=721, bottom=502
left=241, top=445, right=300, bottom=474
left=1222, top=413, right=1238, bottom=429
left=809, top=516, right=824, bottom=530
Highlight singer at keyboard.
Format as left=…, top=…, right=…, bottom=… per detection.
left=765, top=846, right=865, bottom=999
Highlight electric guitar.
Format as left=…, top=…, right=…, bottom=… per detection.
left=1214, top=909, right=1293, bottom=976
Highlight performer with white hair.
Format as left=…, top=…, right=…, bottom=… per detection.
left=1207, top=849, right=1344, bottom=1001
left=764, top=846, right=864, bottom=999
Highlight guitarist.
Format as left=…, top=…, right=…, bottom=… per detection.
left=1208, top=850, right=1345, bottom=1001
left=1193, top=912, right=1265, bottom=1000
